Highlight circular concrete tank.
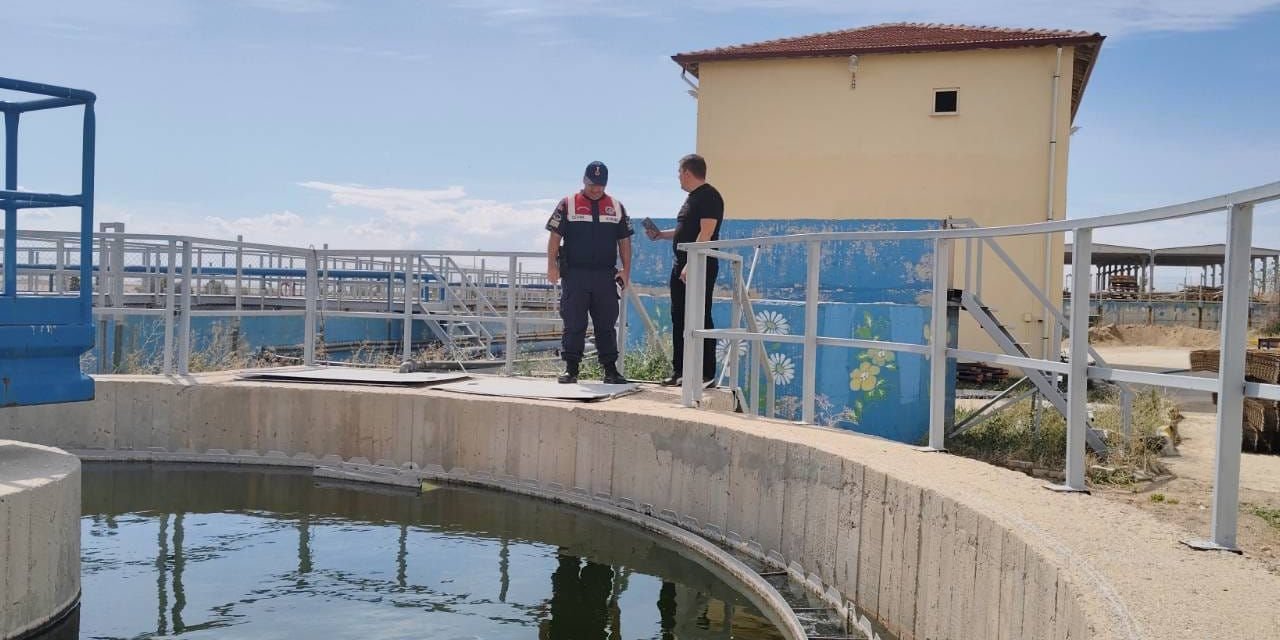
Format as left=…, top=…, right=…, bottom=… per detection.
left=0, top=440, right=80, bottom=640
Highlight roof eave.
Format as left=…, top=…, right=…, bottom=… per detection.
left=1069, top=36, right=1105, bottom=122
left=672, top=34, right=1106, bottom=76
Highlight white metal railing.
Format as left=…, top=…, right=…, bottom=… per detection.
left=680, top=180, right=1280, bottom=552
left=0, top=228, right=568, bottom=376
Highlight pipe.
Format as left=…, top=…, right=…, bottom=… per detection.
left=680, top=68, right=699, bottom=99
left=1042, top=46, right=1063, bottom=360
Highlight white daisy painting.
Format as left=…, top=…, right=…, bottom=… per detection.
left=716, top=339, right=748, bottom=362
left=755, top=310, right=791, bottom=335
left=767, top=352, right=795, bottom=386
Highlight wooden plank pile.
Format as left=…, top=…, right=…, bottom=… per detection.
left=1109, top=275, right=1140, bottom=296
left=1178, top=285, right=1224, bottom=301
left=1190, top=349, right=1280, bottom=453
left=957, top=362, right=1009, bottom=385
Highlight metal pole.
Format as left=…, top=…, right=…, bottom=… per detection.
left=1186, top=203, right=1253, bottom=552
left=801, top=241, right=820, bottom=424
left=55, top=239, right=65, bottom=293
left=402, top=254, right=414, bottom=361
left=506, top=255, right=518, bottom=376
left=681, top=250, right=707, bottom=408
left=925, top=238, right=953, bottom=450
left=163, top=240, right=176, bottom=374
left=3, top=111, right=18, bottom=297
left=726, top=259, right=742, bottom=391
left=1051, top=228, right=1092, bottom=492
left=304, top=252, right=317, bottom=366
left=97, top=223, right=109, bottom=310
left=179, top=240, right=193, bottom=375
left=235, top=235, right=243, bottom=312
left=79, top=103, right=96, bottom=317
left=974, top=239, right=984, bottom=299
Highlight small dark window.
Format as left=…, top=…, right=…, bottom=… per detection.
left=934, top=89, right=958, bottom=114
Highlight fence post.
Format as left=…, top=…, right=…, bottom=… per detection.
left=802, top=241, right=821, bottom=424
left=726, top=258, right=742, bottom=391
left=402, top=254, right=415, bottom=361
left=506, top=255, right=518, bottom=376
left=681, top=250, right=707, bottom=408
left=304, top=251, right=317, bottom=366
left=55, top=239, right=65, bottom=294
left=924, top=237, right=953, bottom=451
left=163, top=239, right=176, bottom=375
left=179, top=240, right=193, bottom=375
left=235, top=235, right=243, bottom=312
left=1050, top=229, right=1091, bottom=492
left=1185, top=203, right=1253, bottom=552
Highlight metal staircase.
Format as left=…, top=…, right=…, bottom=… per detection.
left=959, top=290, right=1109, bottom=453
left=416, top=257, right=497, bottom=361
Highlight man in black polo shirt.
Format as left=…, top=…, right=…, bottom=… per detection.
left=546, top=161, right=633, bottom=385
left=644, top=154, right=724, bottom=387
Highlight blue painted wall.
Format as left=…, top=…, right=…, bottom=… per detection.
left=630, top=218, right=942, bottom=303
left=627, top=218, right=954, bottom=445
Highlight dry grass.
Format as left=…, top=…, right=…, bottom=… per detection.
left=949, top=386, right=1176, bottom=485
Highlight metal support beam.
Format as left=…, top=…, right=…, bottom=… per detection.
left=681, top=250, right=707, bottom=408
left=3, top=110, right=17, bottom=297
left=801, top=241, right=821, bottom=424
left=1049, top=228, right=1091, bottom=493
left=923, top=238, right=953, bottom=451
left=506, top=255, right=517, bottom=376
left=179, top=241, right=193, bottom=374
left=402, top=255, right=414, bottom=361
left=1185, top=203, right=1253, bottom=553
left=304, top=251, right=317, bottom=366
left=163, top=240, right=176, bottom=375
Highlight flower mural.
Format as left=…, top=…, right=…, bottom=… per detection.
left=716, top=338, right=748, bottom=363
left=868, top=348, right=895, bottom=367
left=755, top=310, right=791, bottom=335
left=850, top=361, right=880, bottom=391
left=767, top=352, right=795, bottom=385
left=835, top=312, right=902, bottom=425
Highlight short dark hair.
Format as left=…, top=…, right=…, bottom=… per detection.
left=679, top=154, right=707, bottom=180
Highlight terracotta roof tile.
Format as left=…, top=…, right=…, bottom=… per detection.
left=672, top=23, right=1105, bottom=120
left=672, top=22, right=1102, bottom=64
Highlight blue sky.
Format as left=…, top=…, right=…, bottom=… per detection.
left=4, top=0, right=1279, bottom=284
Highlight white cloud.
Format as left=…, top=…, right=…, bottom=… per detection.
left=204, top=210, right=306, bottom=239
left=455, top=0, right=1280, bottom=36
left=299, top=181, right=553, bottom=251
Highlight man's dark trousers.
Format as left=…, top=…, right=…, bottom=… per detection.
left=670, top=260, right=717, bottom=381
left=559, top=269, right=619, bottom=365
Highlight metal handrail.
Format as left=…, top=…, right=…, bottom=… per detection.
left=681, top=180, right=1280, bottom=252
left=679, top=180, right=1280, bottom=553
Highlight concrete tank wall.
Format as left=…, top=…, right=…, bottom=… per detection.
left=0, top=440, right=80, bottom=640
left=3, top=375, right=1279, bottom=640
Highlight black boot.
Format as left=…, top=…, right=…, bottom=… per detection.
left=602, top=363, right=627, bottom=385
left=557, top=361, right=579, bottom=384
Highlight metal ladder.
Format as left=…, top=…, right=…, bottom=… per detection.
left=959, top=290, right=1109, bottom=453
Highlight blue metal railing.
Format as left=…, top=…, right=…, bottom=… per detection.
left=0, top=77, right=97, bottom=405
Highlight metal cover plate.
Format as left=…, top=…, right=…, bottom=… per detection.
left=434, top=377, right=638, bottom=402
left=236, top=367, right=469, bottom=386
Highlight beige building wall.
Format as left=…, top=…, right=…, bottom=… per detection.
left=694, top=46, right=1076, bottom=357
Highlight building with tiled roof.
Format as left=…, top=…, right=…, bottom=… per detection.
left=672, top=23, right=1106, bottom=356
left=673, top=23, right=1104, bottom=118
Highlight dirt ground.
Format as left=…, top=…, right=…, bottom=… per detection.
left=1095, top=405, right=1280, bottom=573
left=964, top=320, right=1280, bottom=567
left=1087, top=323, right=1225, bottom=349
left=1075, top=330, right=1280, bottom=570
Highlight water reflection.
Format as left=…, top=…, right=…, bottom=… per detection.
left=69, top=464, right=784, bottom=639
